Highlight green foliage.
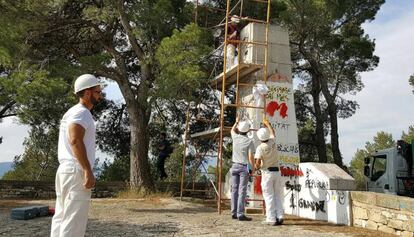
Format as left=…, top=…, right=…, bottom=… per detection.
left=410, top=75, right=414, bottom=94
left=98, top=155, right=130, bottom=182
left=13, top=69, right=76, bottom=126
left=277, top=0, right=384, bottom=165
left=350, top=131, right=395, bottom=190
left=2, top=127, right=59, bottom=181
left=155, top=23, right=213, bottom=101
left=401, top=125, right=414, bottom=143
left=164, top=144, right=185, bottom=182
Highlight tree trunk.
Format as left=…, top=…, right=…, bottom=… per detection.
left=128, top=102, right=154, bottom=192
left=328, top=105, right=342, bottom=167
left=317, top=71, right=343, bottom=167
left=310, top=75, right=328, bottom=163
left=116, top=74, right=155, bottom=192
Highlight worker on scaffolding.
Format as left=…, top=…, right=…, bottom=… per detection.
left=255, top=118, right=284, bottom=226
left=226, top=15, right=240, bottom=70
left=230, top=115, right=255, bottom=221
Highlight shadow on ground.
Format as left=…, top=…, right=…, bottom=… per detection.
left=128, top=206, right=215, bottom=214
left=86, top=220, right=179, bottom=237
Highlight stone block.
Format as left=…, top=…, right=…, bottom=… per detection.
left=388, top=219, right=404, bottom=230
left=353, top=218, right=363, bottom=227
left=337, top=179, right=356, bottom=190
left=402, top=231, right=414, bottom=237
left=366, top=220, right=378, bottom=231
left=381, top=211, right=393, bottom=218
left=354, top=206, right=368, bottom=219
left=361, top=220, right=367, bottom=228
left=370, top=211, right=387, bottom=224
left=376, top=193, right=400, bottom=210
left=351, top=191, right=375, bottom=205
left=403, top=220, right=414, bottom=232
left=397, top=214, right=409, bottom=221
left=399, top=197, right=414, bottom=213
left=378, top=225, right=396, bottom=234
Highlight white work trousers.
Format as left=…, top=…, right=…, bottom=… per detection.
left=51, top=162, right=92, bottom=237
left=226, top=44, right=236, bottom=70
left=261, top=170, right=284, bottom=222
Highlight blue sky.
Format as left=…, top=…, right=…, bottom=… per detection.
left=1, top=1, right=414, bottom=166
left=338, top=0, right=414, bottom=163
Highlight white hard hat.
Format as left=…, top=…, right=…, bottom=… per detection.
left=231, top=15, right=240, bottom=23
left=237, top=121, right=251, bottom=133
left=74, top=74, right=101, bottom=94
left=257, top=128, right=270, bottom=141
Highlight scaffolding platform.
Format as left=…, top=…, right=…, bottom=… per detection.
left=210, top=63, right=263, bottom=89
left=190, top=126, right=231, bottom=140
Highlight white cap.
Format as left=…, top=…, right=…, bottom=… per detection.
left=257, top=128, right=270, bottom=141
left=237, top=121, right=250, bottom=133
left=74, top=74, right=101, bottom=94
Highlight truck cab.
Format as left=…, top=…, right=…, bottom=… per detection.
left=364, top=140, right=414, bottom=197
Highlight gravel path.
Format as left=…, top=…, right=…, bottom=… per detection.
left=0, top=198, right=395, bottom=237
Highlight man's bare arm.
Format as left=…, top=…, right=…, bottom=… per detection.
left=69, top=123, right=95, bottom=189
left=263, top=118, right=275, bottom=137
left=231, top=114, right=240, bottom=133
left=248, top=151, right=255, bottom=174
left=255, top=158, right=262, bottom=170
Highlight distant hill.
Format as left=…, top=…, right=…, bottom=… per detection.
left=0, top=162, right=13, bottom=178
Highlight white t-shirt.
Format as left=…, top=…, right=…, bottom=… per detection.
left=254, top=136, right=279, bottom=170
left=58, top=104, right=96, bottom=167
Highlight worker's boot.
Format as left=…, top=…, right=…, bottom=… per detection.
left=276, top=217, right=284, bottom=225
left=238, top=215, right=252, bottom=221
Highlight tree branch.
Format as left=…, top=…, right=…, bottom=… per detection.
left=116, top=0, right=145, bottom=61
left=0, top=100, right=16, bottom=119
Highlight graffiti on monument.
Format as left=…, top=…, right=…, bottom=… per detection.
left=338, top=191, right=346, bottom=205
left=270, top=122, right=290, bottom=130
left=285, top=180, right=302, bottom=192
left=280, top=166, right=303, bottom=176
left=289, top=192, right=296, bottom=209
left=277, top=143, right=299, bottom=154
left=298, top=198, right=326, bottom=213
left=325, top=190, right=346, bottom=205
left=266, top=85, right=290, bottom=119
left=305, top=168, right=329, bottom=190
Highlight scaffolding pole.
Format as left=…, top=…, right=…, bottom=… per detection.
left=181, top=0, right=272, bottom=215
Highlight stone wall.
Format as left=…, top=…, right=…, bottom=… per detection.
left=351, top=191, right=414, bottom=236
left=0, top=180, right=210, bottom=199
left=0, top=180, right=126, bottom=199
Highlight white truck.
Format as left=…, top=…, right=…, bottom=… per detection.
left=363, top=140, right=414, bottom=197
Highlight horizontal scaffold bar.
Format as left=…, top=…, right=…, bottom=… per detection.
left=231, top=16, right=267, bottom=24
left=182, top=189, right=211, bottom=192
left=224, top=103, right=265, bottom=110
left=251, top=0, right=269, bottom=3
left=226, top=39, right=267, bottom=46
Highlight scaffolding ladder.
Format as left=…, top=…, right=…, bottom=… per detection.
left=180, top=0, right=272, bottom=214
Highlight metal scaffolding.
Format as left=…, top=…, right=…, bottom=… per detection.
left=181, top=0, right=272, bottom=214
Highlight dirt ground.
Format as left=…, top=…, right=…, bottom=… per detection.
left=0, top=198, right=396, bottom=237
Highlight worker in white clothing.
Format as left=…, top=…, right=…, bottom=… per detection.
left=254, top=118, right=284, bottom=226
left=226, top=15, right=240, bottom=70
left=51, top=74, right=102, bottom=237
